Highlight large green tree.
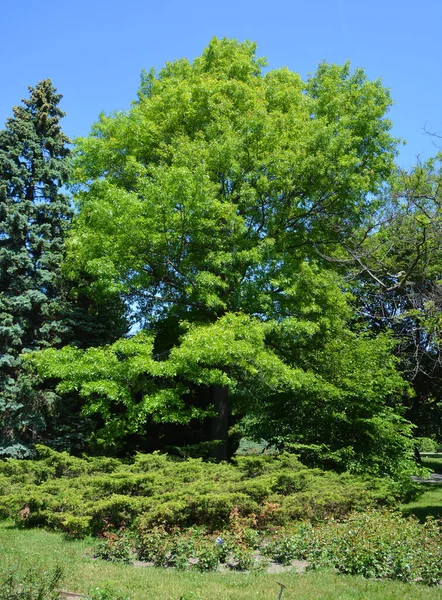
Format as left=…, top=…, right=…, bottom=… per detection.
left=0, top=81, right=130, bottom=457
left=0, top=80, right=73, bottom=456
left=34, top=272, right=412, bottom=474
left=32, top=39, right=414, bottom=473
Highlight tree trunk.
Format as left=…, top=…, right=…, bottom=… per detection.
left=414, top=446, right=422, bottom=466
left=210, top=384, right=229, bottom=461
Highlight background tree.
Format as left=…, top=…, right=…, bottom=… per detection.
left=0, top=80, right=72, bottom=456
left=32, top=39, right=415, bottom=474
left=0, top=81, right=129, bottom=457
left=337, top=155, right=442, bottom=443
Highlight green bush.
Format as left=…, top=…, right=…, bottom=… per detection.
left=193, top=539, right=220, bottom=572
left=135, top=525, right=172, bottom=566
left=0, top=448, right=418, bottom=537
left=321, top=511, right=442, bottom=585
left=48, top=513, right=92, bottom=537
left=417, top=437, right=438, bottom=453
left=97, top=509, right=442, bottom=583
left=280, top=510, right=442, bottom=585
left=95, top=525, right=132, bottom=564
left=86, top=588, right=130, bottom=600
left=0, top=564, right=63, bottom=600
left=263, top=525, right=311, bottom=565
left=134, top=524, right=222, bottom=570
left=134, top=524, right=263, bottom=572
left=229, top=544, right=258, bottom=571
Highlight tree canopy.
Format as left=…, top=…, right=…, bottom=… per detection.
left=340, top=155, right=442, bottom=442
left=0, top=81, right=131, bottom=457
left=68, top=38, right=396, bottom=321
left=28, top=39, right=416, bottom=475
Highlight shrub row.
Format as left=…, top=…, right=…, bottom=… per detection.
left=263, top=510, right=442, bottom=586
left=93, top=510, right=442, bottom=585
left=0, top=446, right=414, bottom=536
left=96, top=521, right=265, bottom=572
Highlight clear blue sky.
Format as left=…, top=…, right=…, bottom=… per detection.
left=1, top=0, right=441, bottom=168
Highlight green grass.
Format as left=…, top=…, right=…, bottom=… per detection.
left=402, top=483, right=442, bottom=522
left=1, top=521, right=442, bottom=600
left=421, top=454, right=442, bottom=459
left=421, top=456, right=442, bottom=473
left=400, top=454, right=442, bottom=522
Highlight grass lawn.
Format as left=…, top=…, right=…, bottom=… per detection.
left=402, top=452, right=442, bottom=522
left=400, top=454, right=442, bottom=522
left=1, top=521, right=442, bottom=600
left=401, top=483, right=442, bottom=521
left=421, top=455, right=442, bottom=473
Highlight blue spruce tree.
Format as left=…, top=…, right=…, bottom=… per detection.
left=0, top=80, right=72, bottom=456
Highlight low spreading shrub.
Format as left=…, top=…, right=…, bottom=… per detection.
left=0, top=447, right=414, bottom=536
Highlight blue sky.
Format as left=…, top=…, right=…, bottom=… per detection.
left=1, top=0, right=441, bottom=168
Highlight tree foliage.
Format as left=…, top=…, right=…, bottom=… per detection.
left=340, top=155, right=442, bottom=441
left=68, top=39, right=395, bottom=320
left=30, top=39, right=415, bottom=474
left=0, top=81, right=130, bottom=458
left=0, top=81, right=72, bottom=457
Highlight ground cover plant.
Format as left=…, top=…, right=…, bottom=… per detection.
left=0, top=446, right=418, bottom=538
left=1, top=521, right=442, bottom=600
left=92, top=509, right=442, bottom=585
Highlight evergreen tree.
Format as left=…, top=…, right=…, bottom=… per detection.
left=0, top=80, right=72, bottom=456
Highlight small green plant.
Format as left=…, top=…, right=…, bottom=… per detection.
left=194, top=544, right=219, bottom=572
left=135, top=524, right=171, bottom=566
left=95, top=523, right=132, bottom=564
left=86, top=587, right=130, bottom=600
left=230, top=544, right=257, bottom=570
left=264, top=534, right=300, bottom=565
left=0, top=564, right=63, bottom=600
left=169, top=529, right=199, bottom=570
left=263, top=523, right=312, bottom=565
